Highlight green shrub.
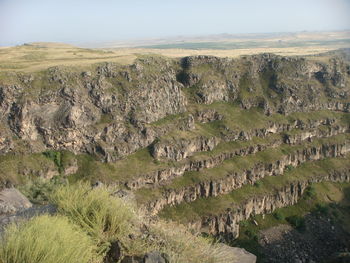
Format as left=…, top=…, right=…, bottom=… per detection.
left=285, top=165, right=293, bottom=171
left=273, top=211, right=285, bottom=221
left=254, top=181, right=262, bottom=188
left=50, top=182, right=137, bottom=257
left=286, top=215, right=305, bottom=231
left=304, top=185, right=316, bottom=199
left=0, top=215, right=100, bottom=263
left=315, top=203, right=329, bottom=215
left=332, top=210, right=340, bottom=219
left=43, top=150, right=62, bottom=171
left=239, top=220, right=249, bottom=227
left=19, top=176, right=66, bottom=204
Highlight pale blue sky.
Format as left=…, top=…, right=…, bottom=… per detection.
left=0, top=0, right=350, bottom=46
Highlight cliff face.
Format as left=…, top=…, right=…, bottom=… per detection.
left=187, top=168, right=350, bottom=239
left=123, top=120, right=348, bottom=190
left=178, top=54, right=350, bottom=113
left=0, top=57, right=188, bottom=161
left=141, top=138, right=350, bottom=215
left=0, top=53, right=349, bottom=163
left=1, top=51, right=350, bottom=253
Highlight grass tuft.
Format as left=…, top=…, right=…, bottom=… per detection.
left=50, top=182, right=136, bottom=257
left=151, top=221, right=236, bottom=263
left=0, top=215, right=100, bottom=263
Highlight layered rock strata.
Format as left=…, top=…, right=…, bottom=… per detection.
left=141, top=136, right=350, bottom=214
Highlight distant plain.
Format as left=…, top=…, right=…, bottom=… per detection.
left=0, top=31, right=349, bottom=72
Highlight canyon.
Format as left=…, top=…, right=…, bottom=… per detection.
left=1, top=47, right=350, bottom=262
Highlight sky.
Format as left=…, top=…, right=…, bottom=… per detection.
left=0, top=0, right=350, bottom=46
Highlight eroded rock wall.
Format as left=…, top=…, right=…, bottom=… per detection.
left=187, top=168, right=350, bottom=239
left=143, top=139, right=350, bottom=215
left=0, top=54, right=349, bottom=162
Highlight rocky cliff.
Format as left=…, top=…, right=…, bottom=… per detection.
left=0, top=51, right=350, bottom=262
left=188, top=166, right=350, bottom=240
left=139, top=135, right=350, bottom=215
left=159, top=155, right=350, bottom=239
left=0, top=53, right=349, bottom=165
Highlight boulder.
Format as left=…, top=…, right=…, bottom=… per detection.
left=121, top=251, right=169, bottom=263
left=105, top=241, right=123, bottom=263
left=144, top=252, right=169, bottom=263
left=0, top=188, right=32, bottom=215
left=218, top=244, right=256, bottom=263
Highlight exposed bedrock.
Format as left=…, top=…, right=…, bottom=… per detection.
left=142, top=139, right=350, bottom=215
left=0, top=53, right=349, bottom=161
left=186, top=168, right=350, bottom=239
left=150, top=117, right=347, bottom=161
left=178, top=54, right=350, bottom=114
left=0, top=58, right=189, bottom=161
left=151, top=136, right=220, bottom=161
left=124, top=123, right=348, bottom=190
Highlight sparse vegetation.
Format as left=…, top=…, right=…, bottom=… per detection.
left=18, top=176, right=66, bottom=204
left=43, top=150, right=62, bottom=172
left=228, top=181, right=350, bottom=262
left=273, top=211, right=285, bottom=221
left=286, top=215, right=306, bottom=231
left=304, top=185, right=316, bottom=199
left=151, top=221, right=236, bottom=263
left=0, top=39, right=343, bottom=73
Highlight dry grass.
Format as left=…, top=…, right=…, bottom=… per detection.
left=50, top=182, right=137, bottom=257
left=0, top=215, right=100, bottom=263
left=133, top=46, right=337, bottom=58
left=151, top=220, right=236, bottom=263
left=0, top=42, right=341, bottom=73
left=48, top=182, right=237, bottom=262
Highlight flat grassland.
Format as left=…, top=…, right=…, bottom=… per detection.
left=0, top=31, right=349, bottom=72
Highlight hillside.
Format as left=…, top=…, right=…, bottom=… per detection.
left=0, top=46, right=350, bottom=263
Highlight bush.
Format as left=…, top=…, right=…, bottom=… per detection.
left=304, top=185, right=316, bottom=199
left=286, top=215, right=305, bottom=231
left=50, top=182, right=136, bottom=257
left=0, top=215, right=99, bottom=263
left=273, top=211, right=285, bottom=221
left=315, top=203, right=329, bottom=215
left=332, top=210, right=340, bottom=219
left=239, top=220, right=249, bottom=227
left=43, top=150, right=62, bottom=171
left=285, top=165, right=293, bottom=171
left=254, top=181, right=262, bottom=188
left=19, top=176, right=66, bottom=204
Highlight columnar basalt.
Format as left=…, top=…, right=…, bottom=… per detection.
left=141, top=138, right=350, bottom=215
left=124, top=123, right=348, bottom=190
left=186, top=168, right=350, bottom=239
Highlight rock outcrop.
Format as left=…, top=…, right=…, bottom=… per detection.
left=0, top=53, right=349, bottom=164
left=141, top=137, right=350, bottom=215
left=125, top=122, right=348, bottom=190
left=152, top=136, right=220, bottom=161
left=186, top=167, right=350, bottom=239
left=0, top=188, right=32, bottom=215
